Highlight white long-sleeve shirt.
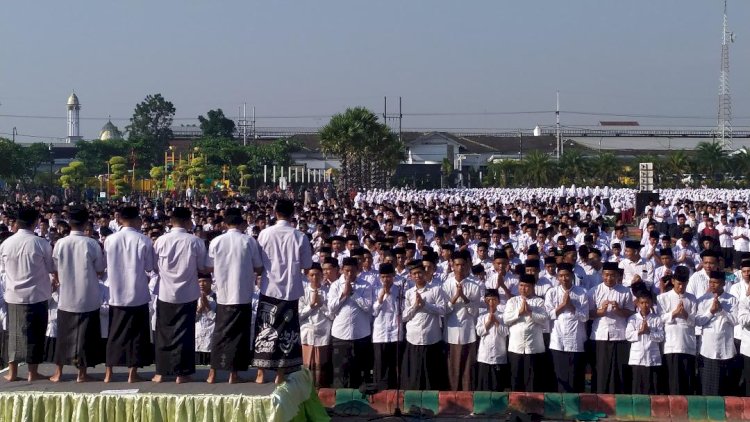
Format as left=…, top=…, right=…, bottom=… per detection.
left=327, top=276, right=373, bottom=341
left=403, top=284, right=446, bottom=345
left=729, top=279, right=750, bottom=340
left=696, top=292, right=738, bottom=360
left=195, top=295, right=216, bottom=353
left=656, top=290, right=697, bottom=355
left=476, top=308, right=509, bottom=365
left=626, top=312, right=665, bottom=366
left=503, top=295, right=548, bottom=354
left=587, top=283, right=634, bottom=341
left=104, top=227, right=154, bottom=307
left=545, top=285, right=589, bottom=352
left=737, top=296, right=750, bottom=358
left=441, top=275, right=482, bottom=344
left=372, top=282, right=404, bottom=343
left=299, top=284, right=333, bottom=346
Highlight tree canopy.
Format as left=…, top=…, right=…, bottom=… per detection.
left=198, top=109, right=236, bottom=138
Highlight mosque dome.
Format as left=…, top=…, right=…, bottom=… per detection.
left=99, top=120, right=123, bottom=141
left=67, top=93, right=80, bottom=106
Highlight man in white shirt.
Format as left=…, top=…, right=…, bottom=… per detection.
left=205, top=208, right=263, bottom=384
left=656, top=266, right=697, bottom=395
left=299, top=263, right=332, bottom=387
left=545, top=262, right=589, bottom=393
left=696, top=271, right=739, bottom=396
left=733, top=217, right=750, bottom=272
left=441, top=250, right=482, bottom=391
left=717, top=214, right=735, bottom=270
left=588, top=262, right=635, bottom=394
left=253, top=199, right=313, bottom=384
left=103, top=206, right=155, bottom=384
left=327, top=257, right=373, bottom=389
left=0, top=207, right=56, bottom=382
left=402, top=260, right=448, bottom=390
left=152, top=207, right=207, bottom=384
left=371, top=263, right=403, bottom=390
left=738, top=285, right=750, bottom=396
left=50, top=207, right=106, bottom=383
left=504, top=273, right=548, bottom=392
left=620, top=240, right=654, bottom=290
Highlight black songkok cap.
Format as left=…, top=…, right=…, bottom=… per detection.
left=709, top=270, right=726, bottom=281
left=173, top=207, right=191, bottom=220
left=68, top=206, right=89, bottom=225
left=471, top=264, right=485, bottom=275
left=602, top=262, right=620, bottom=271
left=484, top=288, right=500, bottom=299
left=557, top=262, right=574, bottom=272
left=519, top=274, right=537, bottom=285
left=379, top=263, right=395, bottom=274
left=119, top=206, right=139, bottom=220
left=342, top=257, right=359, bottom=267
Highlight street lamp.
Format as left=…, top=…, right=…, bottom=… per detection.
left=48, top=143, right=53, bottom=187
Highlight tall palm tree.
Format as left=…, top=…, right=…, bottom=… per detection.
left=558, top=150, right=588, bottom=185
left=522, top=150, right=555, bottom=186
left=590, top=152, right=619, bottom=186
left=693, top=141, right=726, bottom=182
left=664, top=150, right=690, bottom=187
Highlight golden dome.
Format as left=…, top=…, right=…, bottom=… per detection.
left=99, top=120, right=122, bottom=141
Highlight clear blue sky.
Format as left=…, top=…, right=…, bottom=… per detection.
left=2, top=0, right=749, bottom=141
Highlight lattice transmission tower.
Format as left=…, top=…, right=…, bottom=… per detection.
left=717, top=0, right=735, bottom=150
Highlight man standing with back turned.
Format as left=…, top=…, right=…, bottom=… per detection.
left=253, top=199, right=313, bottom=384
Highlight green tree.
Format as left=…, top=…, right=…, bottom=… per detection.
left=127, top=93, right=175, bottom=167
left=198, top=109, right=236, bottom=139
left=694, top=141, right=726, bottom=183
left=590, top=152, right=619, bottom=185
left=320, top=107, right=405, bottom=189
left=558, top=150, right=587, bottom=185
left=663, top=150, right=691, bottom=187
left=59, top=161, right=87, bottom=194
left=109, top=156, right=131, bottom=196
left=75, top=139, right=129, bottom=176
left=486, top=160, right=521, bottom=187
left=522, top=150, right=555, bottom=186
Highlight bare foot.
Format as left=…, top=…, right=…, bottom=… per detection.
left=49, top=374, right=62, bottom=383
left=175, top=376, right=192, bottom=384
left=103, top=370, right=112, bottom=383
left=206, top=369, right=216, bottom=384
left=254, top=371, right=265, bottom=384
left=77, top=374, right=100, bottom=383
left=27, top=372, right=49, bottom=382
left=274, top=374, right=286, bottom=385
left=151, top=374, right=163, bottom=383
left=3, top=374, right=20, bottom=382
left=229, top=372, right=247, bottom=384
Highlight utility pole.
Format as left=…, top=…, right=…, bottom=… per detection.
left=383, top=96, right=403, bottom=144
left=556, top=91, right=561, bottom=159
left=717, top=0, right=734, bottom=150
left=12, top=127, right=16, bottom=143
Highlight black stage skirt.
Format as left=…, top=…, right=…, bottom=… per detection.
left=664, top=353, right=696, bottom=396
left=475, top=362, right=508, bottom=392
left=106, top=304, right=153, bottom=368
left=373, top=341, right=404, bottom=390
left=632, top=365, right=659, bottom=395
left=154, top=300, right=197, bottom=376
left=593, top=340, right=631, bottom=394
left=251, top=294, right=302, bottom=371
left=55, top=309, right=103, bottom=368
left=210, top=303, right=251, bottom=371
left=0, top=330, right=7, bottom=368
left=8, top=302, right=48, bottom=364
left=402, top=341, right=447, bottom=391
left=551, top=350, right=585, bottom=393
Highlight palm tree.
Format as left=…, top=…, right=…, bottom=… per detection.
left=663, top=150, right=690, bottom=187
left=522, top=150, right=555, bottom=186
left=558, top=150, right=588, bottom=185
left=694, top=141, right=726, bottom=182
left=590, top=152, right=619, bottom=186
left=320, top=107, right=404, bottom=190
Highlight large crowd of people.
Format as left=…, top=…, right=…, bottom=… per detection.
left=2, top=185, right=750, bottom=397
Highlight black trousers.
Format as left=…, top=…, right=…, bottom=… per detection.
left=632, top=365, right=659, bottom=395
left=664, top=353, right=696, bottom=395
left=331, top=336, right=372, bottom=389
left=593, top=340, right=631, bottom=394
left=373, top=341, right=403, bottom=390
left=551, top=350, right=585, bottom=393
left=508, top=352, right=543, bottom=392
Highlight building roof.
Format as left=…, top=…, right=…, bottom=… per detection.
left=99, top=120, right=122, bottom=141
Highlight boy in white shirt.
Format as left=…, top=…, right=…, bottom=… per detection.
left=299, top=263, right=332, bottom=387
left=195, top=273, right=216, bottom=366
left=503, top=274, right=549, bottom=392
left=474, top=288, right=508, bottom=391
left=371, top=263, right=403, bottom=390
left=626, top=291, right=665, bottom=395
